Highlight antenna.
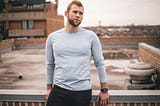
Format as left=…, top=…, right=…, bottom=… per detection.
left=55, top=0, right=58, bottom=9
left=99, top=20, right=101, bottom=27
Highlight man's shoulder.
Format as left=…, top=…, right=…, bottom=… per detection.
left=49, top=28, right=65, bottom=36
left=47, top=28, right=65, bottom=40
left=80, top=27, right=96, bottom=35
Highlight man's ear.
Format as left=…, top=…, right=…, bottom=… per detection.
left=65, top=11, right=68, bottom=17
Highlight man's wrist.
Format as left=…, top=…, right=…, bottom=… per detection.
left=100, top=88, right=108, bottom=93
left=47, top=84, right=52, bottom=90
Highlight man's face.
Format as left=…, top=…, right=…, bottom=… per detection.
left=66, top=4, right=84, bottom=27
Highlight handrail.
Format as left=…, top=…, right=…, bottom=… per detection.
left=0, top=90, right=160, bottom=103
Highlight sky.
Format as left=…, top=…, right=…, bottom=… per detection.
left=46, top=0, right=160, bottom=26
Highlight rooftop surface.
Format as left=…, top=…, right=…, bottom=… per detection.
left=0, top=49, right=134, bottom=90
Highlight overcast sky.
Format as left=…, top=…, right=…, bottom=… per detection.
left=46, top=0, right=160, bottom=26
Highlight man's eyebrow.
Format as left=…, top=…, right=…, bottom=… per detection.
left=73, top=10, right=83, bottom=15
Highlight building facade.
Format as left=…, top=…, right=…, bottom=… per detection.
left=0, top=0, right=64, bottom=39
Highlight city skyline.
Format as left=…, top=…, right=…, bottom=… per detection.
left=47, top=0, right=160, bottom=26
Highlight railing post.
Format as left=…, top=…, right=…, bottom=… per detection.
left=0, top=36, right=2, bottom=62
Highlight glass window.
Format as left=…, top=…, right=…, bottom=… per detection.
left=22, top=20, right=27, bottom=29
left=22, top=20, right=34, bottom=29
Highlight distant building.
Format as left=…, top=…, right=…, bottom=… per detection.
left=0, top=0, right=64, bottom=39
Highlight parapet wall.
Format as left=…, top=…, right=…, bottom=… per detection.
left=100, top=37, right=160, bottom=44
left=15, top=38, right=46, bottom=49
left=0, top=37, right=160, bottom=53
left=138, top=43, right=160, bottom=69
left=0, top=38, right=46, bottom=53
left=0, top=90, right=160, bottom=106
left=0, top=39, right=14, bottom=53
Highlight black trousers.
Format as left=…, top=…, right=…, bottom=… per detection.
left=46, top=85, right=92, bottom=106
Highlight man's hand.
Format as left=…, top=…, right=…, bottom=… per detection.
left=45, top=84, right=52, bottom=100
left=97, top=92, right=109, bottom=106
left=45, top=89, right=51, bottom=100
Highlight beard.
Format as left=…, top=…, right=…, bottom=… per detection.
left=68, top=19, right=81, bottom=27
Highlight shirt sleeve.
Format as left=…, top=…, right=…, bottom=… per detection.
left=45, top=34, right=55, bottom=84
left=91, top=33, right=107, bottom=82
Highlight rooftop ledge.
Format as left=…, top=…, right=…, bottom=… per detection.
left=139, top=43, right=160, bottom=56
left=0, top=90, right=160, bottom=103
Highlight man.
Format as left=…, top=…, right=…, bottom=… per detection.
left=45, top=0, right=109, bottom=106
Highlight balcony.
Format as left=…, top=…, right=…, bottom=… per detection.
left=6, top=4, right=27, bottom=12
left=7, top=4, right=45, bottom=12
left=0, top=12, right=46, bottom=21
left=0, top=90, right=160, bottom=106
left=9, top=29, right=45, bottom=37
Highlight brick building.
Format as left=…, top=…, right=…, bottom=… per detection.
left=0, top=0, right=64, bottom=39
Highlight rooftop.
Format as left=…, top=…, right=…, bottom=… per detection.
left=0, top=48, right=134, bottom=90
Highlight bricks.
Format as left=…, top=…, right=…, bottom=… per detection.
left=138, top=43, right=160, bottom=69
left=0, top=39, right=14, bottom=50
left=0, top=38, right=46, bottom=51
left=0, top=2, right=64, bottom=38
left=100, top=37, right=160, bottom=44
left=15, top=38, right=46, bottom=46
left=1, top=37, right=160, bottom=51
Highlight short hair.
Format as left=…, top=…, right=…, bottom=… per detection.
left=67, top=0, right=84, bottom=12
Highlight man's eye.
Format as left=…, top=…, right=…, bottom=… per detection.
left=79, top=12, right=83, bottom=15
left=73, top=11, right=83, bottom=15
left=73, top=11, right=78, bottom=13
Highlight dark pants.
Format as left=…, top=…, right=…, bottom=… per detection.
left=46, top=85, right=92, bottom=106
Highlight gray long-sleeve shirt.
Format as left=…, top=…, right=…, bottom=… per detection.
left=45, top=27, right=107, bottom=91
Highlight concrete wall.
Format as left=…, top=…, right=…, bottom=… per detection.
left=0, top=90, right=160, bottom=106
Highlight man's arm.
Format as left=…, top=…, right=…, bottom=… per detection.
left=47, top=84, right=52, bottom=90
left=98, top=82, right=110, bottom=105
left=45, top=35, right=55, bottom=100
left=91, top=33, right=109, bottom=105
left=100, top=82, right=108, bottom=89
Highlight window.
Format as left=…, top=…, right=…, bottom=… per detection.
left=22, top=21, right=27, bottom=29
left=22, top=20, right=34, bottom=29
left=27, top=5, right=33, bottom=10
